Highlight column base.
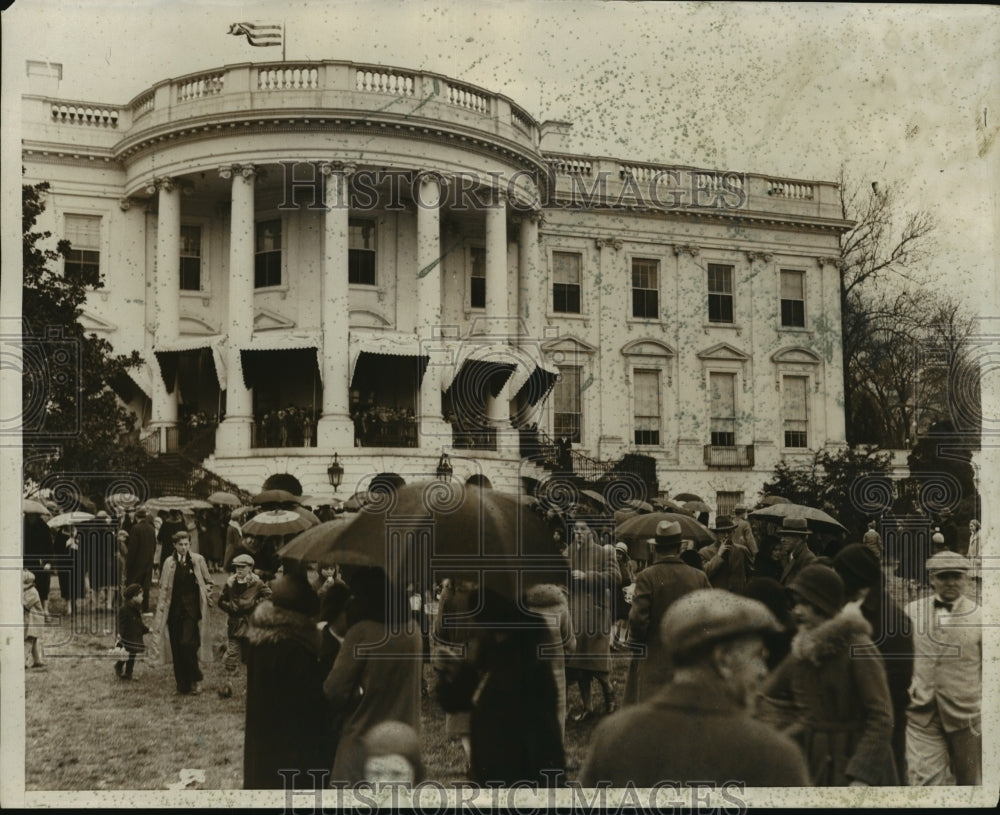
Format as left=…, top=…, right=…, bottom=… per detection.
left=493, top=425, right=520, bottom=455
left=316, top=415, right=355, bottom=450
left=215, top=418, right=252, bottom=457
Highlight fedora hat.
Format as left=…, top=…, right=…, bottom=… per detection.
left=779, top=517, right=811, bottom=536
left=654, top=520, right=684, bottom=547
left=712, top=515, right=736, bottom=532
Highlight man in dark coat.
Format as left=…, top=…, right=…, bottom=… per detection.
left=834, top=543, right=913, bottom=779
left=23, top=514, right=55, bottom=610
left=699, top=515, right=751, bottom=594
left=125, top=509, right=156, bottom=613
left=158, top=509, right=187, bottom=567
left=244, top=571, right=328, bottom=790
left=775, top=517, right=818, bottom=586
left=624, top=521, right=710, bottom=705
left=582, top=589, right=809, bottom=787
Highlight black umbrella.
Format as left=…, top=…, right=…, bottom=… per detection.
left=615, top=511, right=716, bottom=560
left=252, top=489, right=301, bottom=506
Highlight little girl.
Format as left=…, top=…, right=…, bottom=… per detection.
left=23, top=570, right=46, bottom=669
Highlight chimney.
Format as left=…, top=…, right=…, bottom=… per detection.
left=26, top=61, right=63, bottom=96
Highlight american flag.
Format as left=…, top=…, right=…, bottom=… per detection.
left=227, top=22, right=283, bottom=47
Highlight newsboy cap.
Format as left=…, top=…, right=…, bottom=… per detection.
left=661, top=589, right=780, bottom=659
left=653, top=520, right=684, bottom=547
left=231, top=553, right=255, bottom=567
left=926, top=551, right=971, bottom=575
left=779, top=517, right=811, bottom=536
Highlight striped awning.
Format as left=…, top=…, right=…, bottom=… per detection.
left=240, top=334, right=321, bottom=389
left=153, top=336, right=226, bottom=393
left=349, top=330, right=430, bottom=383
left=506, top=345, right=560, bottom=405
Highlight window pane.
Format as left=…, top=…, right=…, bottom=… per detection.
left=709, top=373, right=736, bottom=419
left=553, top=252, right=581, bottom=285
left=716, top=491, right=744, bottom=518
left=255, top=220, right=281, bottom=252
left=349, top=220, right=375, bottom=250
left=782, top=376, right=807, bottom=420
left=180, top=257, right=201, bottom=291
left=554, top=283, right=581, bottom=314
left=470, top=248, right=486, bottom=308
left=349, top=250, right=376, bottom=285
left=64, top=214, right=101, bottom=249
left=780, top=270, right=803, bottom=300
left=180, top=225, right=201, bottom=257
left=708, top=294, right=733, bottom=323
left=781, top=299, right=805, bottom=327
left=708, top=264, right=733, bottom=294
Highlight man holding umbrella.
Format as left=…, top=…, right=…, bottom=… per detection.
left=774, top=517, right=818, bottom=587
left=624, top=521, right=710, bottom=705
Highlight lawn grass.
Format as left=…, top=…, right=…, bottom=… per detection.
left=25, top=573, right=625, bottom=790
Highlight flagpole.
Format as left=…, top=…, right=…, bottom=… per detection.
left=282, top=19, right=286, bottom=62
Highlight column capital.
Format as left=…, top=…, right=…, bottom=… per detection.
left=595, top=237, right=623, bottom=251
left=415, top=169, right=449, bottom=192
left=145, top=177, right=176, bottom=195
left=512, top=209, right=545, bottom=227
left=745, top=250, right=773, bottom=263
left=119, top=197, right=135, bottom=211
left=816, top=256, right=843, bottom=269
left=218, top=163, right=257, bottom=181
left=319, top=161, right=357, bottom=178
left=672, top=243, right=700, bottom=257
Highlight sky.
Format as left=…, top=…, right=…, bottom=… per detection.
left=3, top=0, right=999, bottom=311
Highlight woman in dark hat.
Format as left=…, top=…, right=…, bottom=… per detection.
left=243, top=570, right=328, bottom=790
left=757, top=564, right=896, bottom=786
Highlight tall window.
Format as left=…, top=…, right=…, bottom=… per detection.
left=782, top=375, right=809, bottom=448
left=179, top=225, right=202, bottom=291
left=552, top=251, right=581, bottom=314
left=64, top=214, right=101, bottom=283
left=633, top=369, right=661, bottom=445
left=709, top=372, right=736, bottom=446
left=553, top=365, right=582, bottom=442
left=254, top=219, right=282, bottom=288
left=631, top=258, right=659, bottom=319
left=349, top=218, right=376, bottom=285
left=780, top=269, right=805, bottom=327
left=716, top=491, right=744, bottom=519
left=469, top=247, right=486, bottom=309
left=707, top=263, right=734, bottom=323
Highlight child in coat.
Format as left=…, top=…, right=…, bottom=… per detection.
left=217, top=553, right=271, bottom=698
left=23, top=570, right=46, bottom=669
left=116, top=583, right=149, bottom=679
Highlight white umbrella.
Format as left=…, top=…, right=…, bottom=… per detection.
left=47, top=511, right=95, bottom=528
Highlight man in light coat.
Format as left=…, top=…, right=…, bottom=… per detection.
left=732, top=504, right=758, bottom=558
left=904, top=551, right=981, bottom=786
left=582, top=589, right=809, bottom=787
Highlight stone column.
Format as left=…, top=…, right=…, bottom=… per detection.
left=483, top=189, right=513, bottom=446
left=515, top=210, right=543, bottom=343
left=818, top=256, right=848, bottom=447
left=149, top=178, right=179, bottom=448
left=316, top=163, right=356, bottom=450
left=216, top=164, right=256, bottom=455
left=415, top=172, right=451, bottom=446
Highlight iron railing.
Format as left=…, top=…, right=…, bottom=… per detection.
left=703, top=444, right=755, bottom=469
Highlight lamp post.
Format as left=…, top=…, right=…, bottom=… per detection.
left=327, top=452, right=344, bottom=492
left=436, top=451, right=453, bottom=482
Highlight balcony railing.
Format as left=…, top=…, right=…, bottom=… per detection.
left=251, top=419, right=317, bottom=449
left=704, top=444, right=755, bottom=469
left=354, top=419, right=418, bottom=448
left=452, top=427, right=497, bottom=451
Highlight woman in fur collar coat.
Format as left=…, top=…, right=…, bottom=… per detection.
left=243, top=572, right=329, bottom=789
left=757, top=565, right=897, bottom=786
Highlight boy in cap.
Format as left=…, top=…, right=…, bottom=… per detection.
left=582, top=589, right=809, bottom=787
left=904, top=551, right=981, bottom=785
left=624, top=520, right=710, bottom=704
left=217, top=553, right=271, bottom=698
left=115, top=583, right=149, bottom=680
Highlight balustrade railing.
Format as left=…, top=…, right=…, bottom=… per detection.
left=446, top=82, right=490, bottom=114
left=50, top=103, right=119, bottom=127
left=766, top=179, right=813, bottom=199
left=355, top=68, right=416, bottom=96
left=548, top=157, right=593, bottom=176
left=511, top=105, right=533, bottom=136
left=258, top=65, right=320, bottom=91
left=176, top=71, right=225, bottom=102
left=131, top=91, right=154, bottom=119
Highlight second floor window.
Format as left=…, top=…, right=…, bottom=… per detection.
left=707, top=263, right=734, bottom=323
left=709, top=371, right=736, bottom=446
left=780, top=269, right=806, bottom=327
left=469, top=247, right=486, bottom=309
left=255, top=219, right=282, bottom=288
left=63, top=214, right=101, bottom=284
left=782, top=375, right=809, bottom=448
left=631, top=258, right=659, bottom=319
left=180, top=225, right=202, bottom=291
left=552, top=251, right=581, bottom=314
left=349, top=219, right=376, bottom=285
left=553, top=365, right=582, bottom=442
left=633, top=369, right=661, bottom=445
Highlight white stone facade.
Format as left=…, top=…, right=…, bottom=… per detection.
left=21, top=59, right=850, bottom=506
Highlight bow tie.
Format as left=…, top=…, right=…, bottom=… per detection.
left=933, top=599, right=953, bottom=612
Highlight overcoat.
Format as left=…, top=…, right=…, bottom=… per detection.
left=243, top=600, right=329, bottom=789
left=124, top=518, right=156, bottom=583
left=565, top=532, right=619, bottom=673
left=218, top=572, right=271, bottom=638
left=757, top=603, right=897, bottom=786
left=151, top=551, right=213, bottom=665
left=525, top=583, right=576, bottom=739
left=581, top=674, right=810, bottom=787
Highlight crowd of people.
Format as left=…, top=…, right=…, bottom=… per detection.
left=21, top=490, right=983, bottom=791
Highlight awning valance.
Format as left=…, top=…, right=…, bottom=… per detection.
left=110, top=361, right=154, bottom=402
left=153, top=336, right=226, bottom=393
left=440, top=342, right=525, bottom=393
left=349, top=331, right=430, bottom=383
left=505, top=345, right=560, bottom=406
left=240, top=337, right=321, bottom=390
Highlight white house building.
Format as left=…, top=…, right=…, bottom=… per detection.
left=21, top=58, right=851, bottom=512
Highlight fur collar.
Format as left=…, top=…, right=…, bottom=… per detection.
left=790, top=602, right=872, bottom=665
left=524, top=583, right=569, bottom=608
left=247, top=600, right=319, bottom=653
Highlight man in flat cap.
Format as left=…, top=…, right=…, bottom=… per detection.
left=774, top=517, right=818, bottom=587
left=904, top=551, right=981, bottom=786
left=623, top=520, right=710, bottom=705
left=582, top=590, right=809, bottom=787
left=217, top=553, right=271, bottom=698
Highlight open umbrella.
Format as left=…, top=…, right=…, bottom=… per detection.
left=242, top=509, right=315, bottom=537
left=47, top=511, right=95, bottom=528
left=342, top=492, right=369, bottom=512
left=672, top=492, right=704, bottom=503
left=624, top=499, right=654, bottom=514
left=23, top=499, right=51, bottom=515
left=682, top=500, right=712, bottom=515
left=748, top=503, right=847, bottom=533
left=107, top=491, right=140, bottom=511
left=579, top=489, right=608, bottom=508
left=652, top=497, right=692, bottom=514
left=615, top=511, right=716, bottom=560
left=207, top=491, right=240, bottom=507
left=252, top=489, right=301, bottom=507
left=297, top=482, right=568, bottom=601
left=140, top=496, right=201, bottom=513
left=230, top=505, right=256, bottom=520
left=758, top=495, right=790, bottom=507
left=292, top=506, right=321, bottom=527
left=277, top=518, right=354, bottom=564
